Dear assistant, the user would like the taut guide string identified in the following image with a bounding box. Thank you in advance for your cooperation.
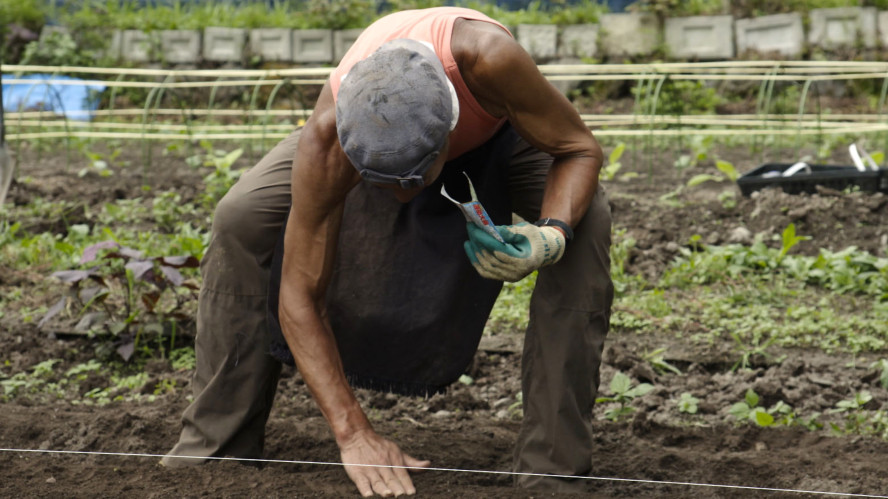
[0,447,885,498]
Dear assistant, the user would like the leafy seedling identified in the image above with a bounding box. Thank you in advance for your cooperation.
[730,332,780,371]
[779,223,810,262]
[642,348,682,375]
[673,135,715,170]
[187,141,245,209]
[687,159,739,188]
[601,142,626,181]
[596,372,654,421]
[869,359,888,390]
[829,391,875,436]
[730,389,801,428]
[677,392,699,414]
[729,389,775,427]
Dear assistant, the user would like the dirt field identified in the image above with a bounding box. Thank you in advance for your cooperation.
[2,137,888,498]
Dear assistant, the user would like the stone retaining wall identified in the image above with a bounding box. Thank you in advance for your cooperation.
[52,8,887,65]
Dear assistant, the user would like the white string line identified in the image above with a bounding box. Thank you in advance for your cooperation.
[0,448,885,498]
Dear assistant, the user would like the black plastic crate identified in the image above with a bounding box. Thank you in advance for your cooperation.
[736,163,888,197]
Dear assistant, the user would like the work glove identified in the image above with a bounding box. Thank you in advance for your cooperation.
[464,222,566,282]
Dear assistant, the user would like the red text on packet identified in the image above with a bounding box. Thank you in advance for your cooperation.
[472,203,491,226]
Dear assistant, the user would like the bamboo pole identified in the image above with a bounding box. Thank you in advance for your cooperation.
[9,73,888,85]
[8,124,888,142]
[5,117,879,133]
[5,62,887,145]
[2,64,332,78]
[10,110,886,122]
[7,62,888,83]
[1,78,324,88]
[4,109,311,118]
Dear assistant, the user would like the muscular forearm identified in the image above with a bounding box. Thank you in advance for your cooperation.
[279,295,371,443]
[540,152,603,227]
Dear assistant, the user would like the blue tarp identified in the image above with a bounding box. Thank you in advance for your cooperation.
[1,74,106,121]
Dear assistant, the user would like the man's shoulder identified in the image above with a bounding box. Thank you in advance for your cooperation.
[453,17,513,49]
[453,19,528,90]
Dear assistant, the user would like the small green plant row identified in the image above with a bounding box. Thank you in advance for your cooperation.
[595,374,888,440]
[730,387,888,440]
[0,215,208,272]
[0,142,239,274]
[609,226,888,356]
[728,388,820,429]
[0,353,194,405]
[663,224,888,299]
[601,139,740,185]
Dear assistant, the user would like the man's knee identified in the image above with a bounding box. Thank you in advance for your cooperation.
[213,193,255,238]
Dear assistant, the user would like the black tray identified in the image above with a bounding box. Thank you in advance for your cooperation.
[736,163,888,196]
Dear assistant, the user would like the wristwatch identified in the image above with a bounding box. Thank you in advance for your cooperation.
[534,218,574,243]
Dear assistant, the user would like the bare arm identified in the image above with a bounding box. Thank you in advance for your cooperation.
[278,83,429,497]
[456,20,604,227]
[279,83,366,442]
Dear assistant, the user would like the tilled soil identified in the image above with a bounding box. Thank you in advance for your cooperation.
[2,140,888,497]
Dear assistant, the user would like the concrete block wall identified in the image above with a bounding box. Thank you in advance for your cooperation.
[204,27,246,62]
[97,7,888,67]
[881,11,888,48]
[665,15,734,60]
[333,29,364,63]
[250,28,292,62]
[120,30,157,63]
[809,7,878,49]
[293,29,333,64]
[599,13,661,57]
[735,13,804,58]
[559,24,599,59]
[517,24,558,61]
[161,30,201,64]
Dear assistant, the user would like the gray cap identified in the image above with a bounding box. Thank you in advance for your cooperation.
[336,39,453,189]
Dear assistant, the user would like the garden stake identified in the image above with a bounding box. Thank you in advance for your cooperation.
[647,75,666,183]
[247,77,267,162]
[878,75,888,157]
[0,60,10,205]
[263,79,288,150]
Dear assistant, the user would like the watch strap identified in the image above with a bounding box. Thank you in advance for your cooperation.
[534,218,574,243]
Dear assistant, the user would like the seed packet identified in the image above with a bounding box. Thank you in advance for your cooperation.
[440,172,504,243]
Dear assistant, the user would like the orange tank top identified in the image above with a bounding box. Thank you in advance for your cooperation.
[330,8,510,161]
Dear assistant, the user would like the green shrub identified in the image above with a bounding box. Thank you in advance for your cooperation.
[630,0,725,17]
[0,0,45,62]
[20,31,94,67]
[0,0,44,33]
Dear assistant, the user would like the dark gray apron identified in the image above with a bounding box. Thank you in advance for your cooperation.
[268,127,517,395]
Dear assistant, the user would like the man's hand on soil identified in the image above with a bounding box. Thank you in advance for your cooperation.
[339,428,430,497]
[464,222,566,282]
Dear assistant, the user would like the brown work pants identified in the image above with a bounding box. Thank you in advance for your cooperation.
[162,128,614,492]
